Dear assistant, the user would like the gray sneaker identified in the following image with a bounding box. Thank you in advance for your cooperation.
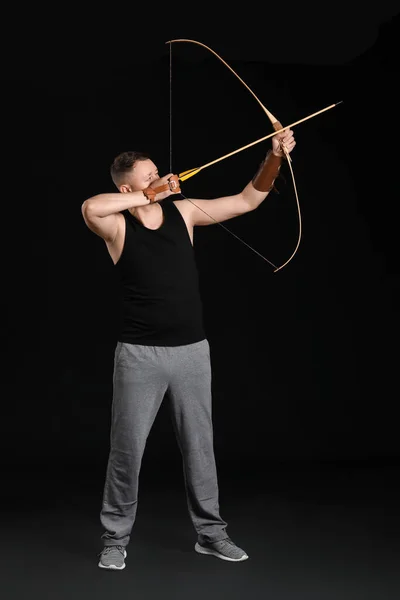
[195,537,249,562]
[98,545,127,570]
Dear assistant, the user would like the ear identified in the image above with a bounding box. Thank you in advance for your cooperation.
[120,184,131,194]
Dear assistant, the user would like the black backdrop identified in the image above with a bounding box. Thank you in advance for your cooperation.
[3,11,399,480]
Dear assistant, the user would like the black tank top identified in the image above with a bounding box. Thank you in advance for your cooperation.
[114,200,206,346]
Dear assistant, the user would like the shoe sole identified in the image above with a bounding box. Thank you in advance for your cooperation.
[98,549,127,570]
[194,542,249,562]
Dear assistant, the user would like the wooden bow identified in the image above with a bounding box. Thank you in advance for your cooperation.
[166,39,338,272]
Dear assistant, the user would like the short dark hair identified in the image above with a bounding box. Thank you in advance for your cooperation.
[110,151,151,187]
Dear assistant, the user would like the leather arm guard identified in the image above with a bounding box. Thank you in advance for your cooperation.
[252,151,282,193]
[143,174,181,203]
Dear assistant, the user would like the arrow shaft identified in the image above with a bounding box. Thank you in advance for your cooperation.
[182,103,338,178]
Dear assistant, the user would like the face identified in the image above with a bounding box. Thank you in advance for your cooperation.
[120,159,159,193]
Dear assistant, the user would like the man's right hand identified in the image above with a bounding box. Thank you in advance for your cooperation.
[149,173,181,202]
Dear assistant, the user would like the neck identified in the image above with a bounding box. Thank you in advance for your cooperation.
[130,202,159,217]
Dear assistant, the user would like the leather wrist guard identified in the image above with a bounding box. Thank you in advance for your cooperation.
[142,187,157,203]
[252,151,282,192]
[142,174,181,203]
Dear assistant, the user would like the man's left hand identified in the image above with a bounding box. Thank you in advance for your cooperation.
[272,128,296,157]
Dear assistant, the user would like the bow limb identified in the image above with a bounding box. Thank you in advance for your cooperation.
[166,38,301,272]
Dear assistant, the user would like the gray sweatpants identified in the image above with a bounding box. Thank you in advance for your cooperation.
[99,338,228,547]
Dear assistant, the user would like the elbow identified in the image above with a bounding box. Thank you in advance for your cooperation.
[240,191,256,213]
[245,196,256,213]
[81,198,95,216]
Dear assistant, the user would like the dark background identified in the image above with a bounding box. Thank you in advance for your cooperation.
[4,10,400,470]
[2,6,400,598]
[4,8,398,471]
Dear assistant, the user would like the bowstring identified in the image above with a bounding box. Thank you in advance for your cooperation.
[169,42,173,173]
[168,42,278,271]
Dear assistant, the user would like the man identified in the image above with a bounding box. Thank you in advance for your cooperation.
[81,127,296,570]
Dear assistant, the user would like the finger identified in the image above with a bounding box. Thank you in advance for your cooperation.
[283,131,294,142]
[282,138,296,153]
[282,127,293,137]
[281,136,291,146]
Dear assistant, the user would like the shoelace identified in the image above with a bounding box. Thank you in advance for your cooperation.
[210,537,234,546]
[98,545,125,557]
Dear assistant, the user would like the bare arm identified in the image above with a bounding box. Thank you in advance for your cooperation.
[182,128,296,227]
[181,152,282,227]
[82,191,150,218]
[81,172,179,242]
[241,178,275,211]
[81,191,150,242]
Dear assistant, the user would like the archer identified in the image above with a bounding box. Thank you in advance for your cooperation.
[81,126,295,570]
